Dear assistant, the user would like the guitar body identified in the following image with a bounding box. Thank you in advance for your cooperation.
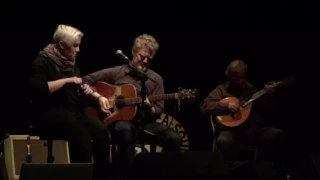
[215,76,296,128]
[216,97,253,127]
[86,82,138,126]
[86,81,198,127]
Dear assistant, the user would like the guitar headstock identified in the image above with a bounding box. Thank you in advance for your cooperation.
[177,87,199,100]
[274,76,296,89]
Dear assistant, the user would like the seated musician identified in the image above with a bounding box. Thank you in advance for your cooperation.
[29,24,111,180]
[82,34,182,178]
[199,60,284,162]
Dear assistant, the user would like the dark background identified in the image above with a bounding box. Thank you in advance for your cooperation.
[3,0,311,173]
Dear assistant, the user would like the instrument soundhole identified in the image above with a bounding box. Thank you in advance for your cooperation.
[114,96,125,109]
[109,108,115,113]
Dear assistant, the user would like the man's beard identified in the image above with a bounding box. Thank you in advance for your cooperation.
[137,65,147,72]
[131,61,147,72]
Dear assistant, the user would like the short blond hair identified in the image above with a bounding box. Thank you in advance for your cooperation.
[131,34,159,58]
[53,24,84,47]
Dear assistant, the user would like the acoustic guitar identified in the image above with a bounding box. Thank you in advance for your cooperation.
[86,82,198,126]
[215,76,295,128]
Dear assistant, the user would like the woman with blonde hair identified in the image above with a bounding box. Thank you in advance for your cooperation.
[30,24,111,180]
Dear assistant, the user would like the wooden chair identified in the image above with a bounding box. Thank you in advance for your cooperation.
[108,129,158,164]
[28,100,64,163]
[28,125,56,163]
[143,130,158,152]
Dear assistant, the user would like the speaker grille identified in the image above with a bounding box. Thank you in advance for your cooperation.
[4,135,69,180]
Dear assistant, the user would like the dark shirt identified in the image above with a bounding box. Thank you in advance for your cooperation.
[30,53,87,117]
[82,64,164,117]
[199,81,275,128]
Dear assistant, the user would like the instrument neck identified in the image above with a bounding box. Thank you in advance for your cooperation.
[118,93,179,106]
[241,89,266,107]
[252,89,267,100]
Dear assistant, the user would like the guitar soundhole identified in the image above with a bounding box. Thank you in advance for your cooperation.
[109,108,115,113]
[114,96,125,109]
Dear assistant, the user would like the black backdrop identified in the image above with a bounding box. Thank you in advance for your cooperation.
[3,1,311,172]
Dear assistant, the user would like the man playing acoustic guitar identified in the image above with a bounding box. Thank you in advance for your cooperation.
[199,60,284,162]
[82,34,182,178]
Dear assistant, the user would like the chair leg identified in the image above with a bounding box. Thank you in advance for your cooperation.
[47,139,55,163]
[253,149,258,161]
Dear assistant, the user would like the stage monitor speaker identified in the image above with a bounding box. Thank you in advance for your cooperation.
[4,135,69,180]
[291,153,320,180]
[19,163,93,180]
[130,151,230,179]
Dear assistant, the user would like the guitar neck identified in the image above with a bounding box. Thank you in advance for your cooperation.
[242,89,266,107]
[117,93,180,106]
[241,76,295,107]
[252,89,267,100]
[148,93,180,102]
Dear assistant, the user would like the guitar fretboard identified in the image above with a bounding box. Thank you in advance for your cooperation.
[239,77,294,108]
[242,89,266,107]
[252,89,267,100]
[116,93,180,106]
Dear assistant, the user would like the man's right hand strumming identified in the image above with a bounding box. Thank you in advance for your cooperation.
[228,102,240,112]
[98,96,111,114]
[90,92,111,114]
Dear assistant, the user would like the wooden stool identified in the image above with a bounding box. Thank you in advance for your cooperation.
[108,129,158,164]
[29,125,59,163]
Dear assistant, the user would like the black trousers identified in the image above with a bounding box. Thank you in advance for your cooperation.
[39,107,110,180]
[111,120,182,178]
[217,125,284,161]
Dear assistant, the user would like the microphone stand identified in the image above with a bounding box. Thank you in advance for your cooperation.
[127,63,155,154]
[117,51,156,153]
